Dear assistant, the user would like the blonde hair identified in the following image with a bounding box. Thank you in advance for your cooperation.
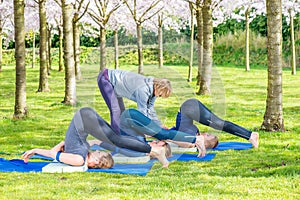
[164,142,172,158]
[204,134,219,149]
[91,152,114,169]
[153,78,172,98]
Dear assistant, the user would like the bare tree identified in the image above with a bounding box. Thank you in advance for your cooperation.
[187,2,195,82]
[14,0,28,118]
[0,22,2,72]
[54,15,64,72]
[88,0,121,71]
[124,0,163,74]
[62,0,76,105]
[261,0,284,131]
[195,0,203,89]
[37,0,50,92]
[289,8,296,75]
[245,7,250,71]
[198,0,212,95]
[113,29,119,69]
[73,0,89,79]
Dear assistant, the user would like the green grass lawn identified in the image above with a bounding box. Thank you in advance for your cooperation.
[0,64,299,199]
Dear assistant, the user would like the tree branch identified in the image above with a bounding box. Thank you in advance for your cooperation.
[139,0,161,21]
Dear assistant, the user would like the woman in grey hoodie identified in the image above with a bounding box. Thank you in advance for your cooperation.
[97,68,172,135]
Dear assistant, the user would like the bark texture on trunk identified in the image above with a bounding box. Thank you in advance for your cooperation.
[14,0,27,118]
[37,0,50,92]
[196,3,203,87]
[100,27,106,71]
[199,0,212,95]
[0,24,2,72]
[261,0,284,131]
[58,24,64,72]
[114,30,119,69]
[62,1,76,105]
[137,23,144,74]
[158,15,163,69]
[245,7,250,71]
[73,13,82,79]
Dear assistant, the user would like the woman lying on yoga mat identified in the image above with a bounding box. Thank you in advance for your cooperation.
[22,108,172,168]
[171,98,259,149]
[119,98,259,157]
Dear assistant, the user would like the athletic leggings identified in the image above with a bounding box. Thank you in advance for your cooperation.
[120,109,197,143]
[97,69,125,135]
[176,98,252,140]
[74,107,151,155]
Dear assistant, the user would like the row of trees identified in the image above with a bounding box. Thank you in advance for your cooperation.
[4,0,300,133]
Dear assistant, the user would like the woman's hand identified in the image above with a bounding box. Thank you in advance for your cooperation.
[195,135,206,157]
[22,148,56,163]
[22,149,38,163]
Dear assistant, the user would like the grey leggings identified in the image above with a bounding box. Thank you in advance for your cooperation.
[74,107,151,155]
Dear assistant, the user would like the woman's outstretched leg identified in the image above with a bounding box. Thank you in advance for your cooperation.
[120,109,207,157]
[179,99,259,148]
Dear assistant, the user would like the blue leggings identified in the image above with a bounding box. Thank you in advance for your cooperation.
[176,99,252,140]
[120,109,197,143]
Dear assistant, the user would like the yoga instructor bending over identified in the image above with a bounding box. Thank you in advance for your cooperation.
[97,68,172,134]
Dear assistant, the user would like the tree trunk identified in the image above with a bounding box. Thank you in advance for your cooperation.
[47,26,52,72]
[58,23,64,72]
[14,0,27,119]
[100,26,106,71]
[0,23,2,72]
[199,0,212,95]
[137,23,144,74]
[114,30,119,69]
[196,3,203,88]
[245,7,250,71]
[62,1,76,105]
[188,3,194,82]
[73,14,82,80]
[158,15,163,69]
[289,9,296,75]
[32,31,35,68]
[261,0,284,132]
[37,0,50,92]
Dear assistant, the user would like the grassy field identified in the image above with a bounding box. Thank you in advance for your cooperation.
[0,64,299,200]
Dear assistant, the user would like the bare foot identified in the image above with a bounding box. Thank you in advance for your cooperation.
[150,147,169,168]
[249,132,259,148]
[195,135,206,157]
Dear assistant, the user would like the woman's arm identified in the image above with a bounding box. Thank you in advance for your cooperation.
[22,148,85,166]
[167,140,196,148]
[51,141,65,152]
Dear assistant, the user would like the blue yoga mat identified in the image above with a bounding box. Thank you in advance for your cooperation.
[31,153,215,162]
[147,153,215,164]
[0,158,49,172]
[177,153,216,161]
[88,163,153,176]
[212,142,252,151]
[0,158,153,176]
